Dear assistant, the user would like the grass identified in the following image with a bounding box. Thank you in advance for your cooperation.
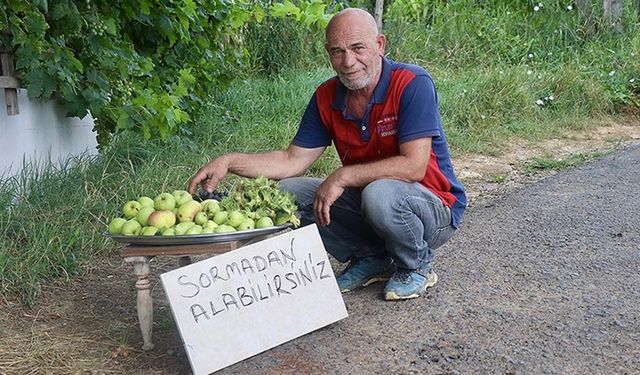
[0,328,113,375]
[487,175,508,183]
[522,150,615,176]
[1,1,639,304]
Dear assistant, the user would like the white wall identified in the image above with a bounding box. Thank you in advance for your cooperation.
[0,88,98,178]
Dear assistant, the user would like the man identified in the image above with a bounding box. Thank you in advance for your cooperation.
[188,8,467,301]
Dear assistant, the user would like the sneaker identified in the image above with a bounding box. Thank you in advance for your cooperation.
[336,256,393,292]
[384,268,438,301]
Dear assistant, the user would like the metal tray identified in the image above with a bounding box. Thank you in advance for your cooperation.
[105,224,291,246]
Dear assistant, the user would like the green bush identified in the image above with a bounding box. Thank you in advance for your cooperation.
[1,0,260,145]
[334,0,639,155]
[245,15,326,75]
[0,0,335,146]
[384,0,638,65]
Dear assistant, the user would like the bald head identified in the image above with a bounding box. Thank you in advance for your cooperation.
[325,8,379,43]
[323,8,386,92]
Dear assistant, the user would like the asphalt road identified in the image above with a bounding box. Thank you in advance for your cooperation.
[217,144,640,375]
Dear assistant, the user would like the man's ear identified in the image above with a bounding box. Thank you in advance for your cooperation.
[376,34,387,56]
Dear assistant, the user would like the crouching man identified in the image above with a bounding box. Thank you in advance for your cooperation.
[188,8,467,300]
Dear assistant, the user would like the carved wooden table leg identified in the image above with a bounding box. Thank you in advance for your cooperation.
[124,256,155,350]
[120,240,242,351]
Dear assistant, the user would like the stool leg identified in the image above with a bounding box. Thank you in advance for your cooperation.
[125,256,155,350]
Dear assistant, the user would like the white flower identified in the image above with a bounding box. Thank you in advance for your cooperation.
[536,99,545,106]
[609,70,615,76]
[631,79,636,83]
[538,2,543,6]
[567,5,573,10]
[527,70,533,75]
[534,5,540,11]
[549,95,554,100]
[481,115,486,119]
[528,53,534,58]
[537,75,542,79]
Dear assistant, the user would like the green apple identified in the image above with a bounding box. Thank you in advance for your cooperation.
[201,227,214,234]
[121,219,142,235]
[147,210,176,229]
[256,216,274,229]
[123,200,142,219]
[213,210,229,225]
[204,220,219,231]
[108,217,127,235]
[161,227,175,236]
[141,226,159,236]
[154,193,176,211]
[226,210,245,228]
[185,225,203,235]
[174,221,196,235]
[194,211,208,225]
[236,218,255,231]
[138,196,155,208]
[214,224,236,233]
[201,199,220,217]
[177,201,202,223]
[173,190,193,207]
[136,206,155,227]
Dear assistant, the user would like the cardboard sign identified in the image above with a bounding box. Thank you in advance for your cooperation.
[160,224,348,375]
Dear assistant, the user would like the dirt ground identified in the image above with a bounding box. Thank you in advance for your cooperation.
[1,118,639,375]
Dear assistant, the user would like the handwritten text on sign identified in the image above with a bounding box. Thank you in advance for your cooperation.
[160,224,348,375]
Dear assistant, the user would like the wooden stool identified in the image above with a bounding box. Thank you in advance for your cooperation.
[121,230,290,350]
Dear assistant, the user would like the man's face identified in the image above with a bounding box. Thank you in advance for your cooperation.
[325,19,385,91]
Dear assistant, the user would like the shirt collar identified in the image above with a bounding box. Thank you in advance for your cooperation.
[331,56,392,110]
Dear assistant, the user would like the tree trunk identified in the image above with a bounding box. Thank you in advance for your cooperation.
[575,0,596,36]
[374,0,384,32]
[603,0,624,33]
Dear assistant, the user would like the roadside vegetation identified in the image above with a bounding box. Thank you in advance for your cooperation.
[522,150,615,175]
[1,0,639,305]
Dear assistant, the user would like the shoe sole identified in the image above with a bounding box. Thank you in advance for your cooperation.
[383,272,438,301]
[340,275,390,293]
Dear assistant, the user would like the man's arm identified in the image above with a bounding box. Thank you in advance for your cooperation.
[313,137,431,225]
[187,144,326,194]
[335,137,431,186]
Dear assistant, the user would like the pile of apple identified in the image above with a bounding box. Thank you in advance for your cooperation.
[107,190,277,236]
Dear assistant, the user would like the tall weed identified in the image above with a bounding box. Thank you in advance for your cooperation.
[244,15,326,76]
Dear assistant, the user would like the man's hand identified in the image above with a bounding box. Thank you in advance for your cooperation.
[313,171,346,226]
[310,137,432,226]
[187,157,229,194]
[187,146,325,195]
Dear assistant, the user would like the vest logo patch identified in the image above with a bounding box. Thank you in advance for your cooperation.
[376,114,398,137]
